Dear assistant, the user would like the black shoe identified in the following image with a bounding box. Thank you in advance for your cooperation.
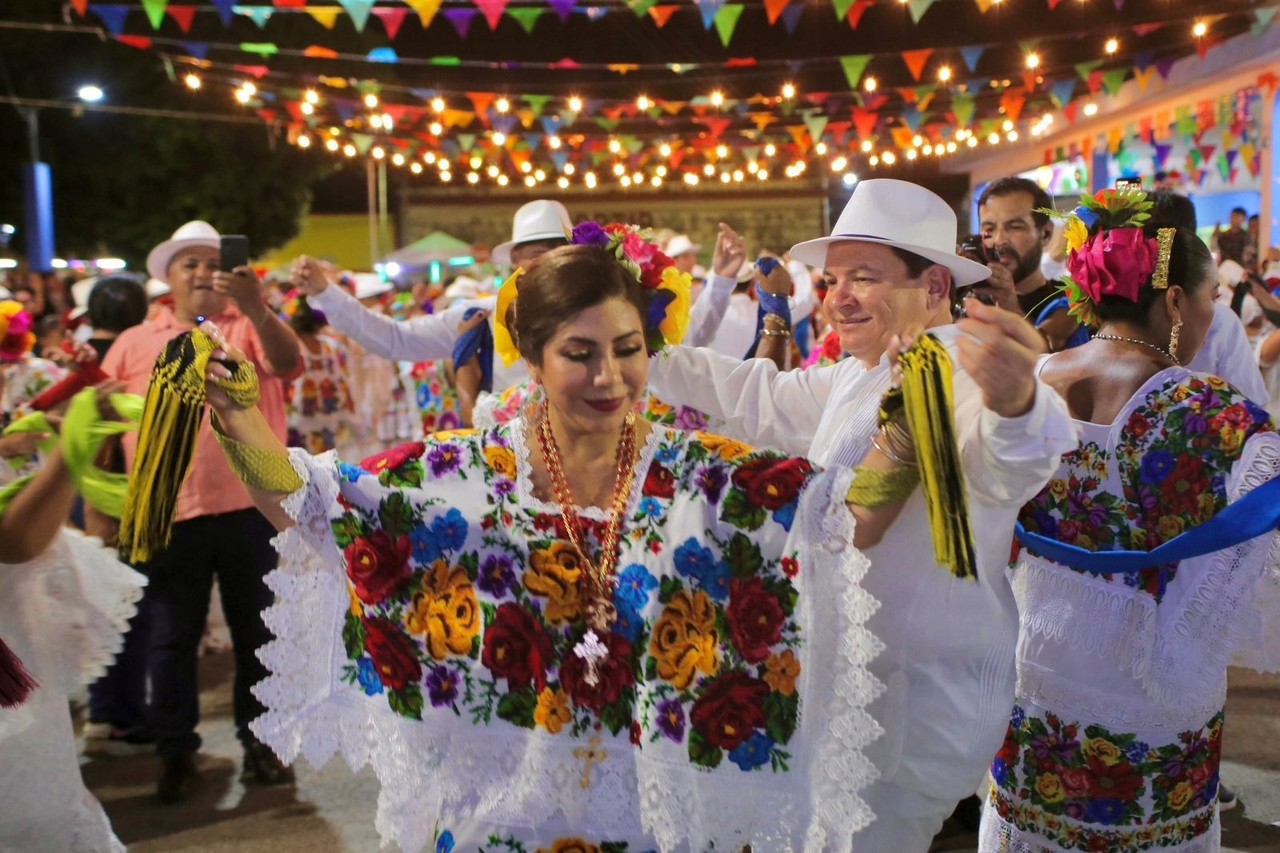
[949,794,983,833]
[1218,782,1239,812]
[156,752,202,803]
[241,739,295,786]
[84,723,156,757]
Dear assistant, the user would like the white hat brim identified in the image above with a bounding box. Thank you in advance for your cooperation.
[491,230,570,266]
[789,235,991,287]
[146,236,220,282]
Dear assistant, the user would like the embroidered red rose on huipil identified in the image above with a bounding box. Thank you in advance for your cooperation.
[360,441,426,475]
[689,671,769,750]
[559,632,636,713]
[345,530,412,604]
[481,603,554,692]
[643,462,676,500]
[363,616,422,692]
[731,457,813,510]
[725,577,786,664]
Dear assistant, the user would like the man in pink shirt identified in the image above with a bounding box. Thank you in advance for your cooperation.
[102,221,301,803]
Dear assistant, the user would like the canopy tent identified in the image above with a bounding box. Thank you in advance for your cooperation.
[381,231,475,270]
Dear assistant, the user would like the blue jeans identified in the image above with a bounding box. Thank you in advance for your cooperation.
[141,508,277,757]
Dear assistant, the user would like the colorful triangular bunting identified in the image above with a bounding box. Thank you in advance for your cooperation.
[838,55,872,90]
[141,0,167,30]
[907,0,936,24]
[714,4,743,46]
[508,7,543,32]
[372,7,409,38]
[404,0,443,27]
[901,49,933,82]
[338,0,375,31]
[307,6,342,28]
[93,4,130,36]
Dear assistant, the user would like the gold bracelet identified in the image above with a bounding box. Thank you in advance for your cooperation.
[877,419,917,466]
[760,328,793,338]
[846,464,920,507]
[212,416,304,494]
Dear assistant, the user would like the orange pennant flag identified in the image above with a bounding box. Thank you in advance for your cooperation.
[1000,88,1026,123]
[763,0,790,25]
[891,126,916,149]
[303,45,339,58]
[649,5,679,27]
[70,0,89,14]
[1134,67,1157,92]
[749,112,776,131]
[901,49,933,82]
[787,125,812,152]
[467,92,497,115]
[660,100,687,115]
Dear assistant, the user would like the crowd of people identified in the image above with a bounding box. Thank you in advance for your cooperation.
[1,174,1278,853]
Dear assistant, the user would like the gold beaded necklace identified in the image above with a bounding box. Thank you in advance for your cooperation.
[536,401,640,680]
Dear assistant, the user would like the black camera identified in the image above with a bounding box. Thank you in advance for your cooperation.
[953,235,996,316]
[957,234,991,265]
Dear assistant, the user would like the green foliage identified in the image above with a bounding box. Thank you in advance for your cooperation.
[495,688,537,728]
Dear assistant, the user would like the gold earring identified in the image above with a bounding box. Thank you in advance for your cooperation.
[1169,320,1182,364]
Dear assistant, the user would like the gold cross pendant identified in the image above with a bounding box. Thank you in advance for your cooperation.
[573,735,607,789]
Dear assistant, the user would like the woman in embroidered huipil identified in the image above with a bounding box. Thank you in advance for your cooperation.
[199,226,922,853]
[982,190,1280,852]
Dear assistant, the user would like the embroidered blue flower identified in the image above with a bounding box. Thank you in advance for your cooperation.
[339,462,366,483]
[612,598,644,644]
[431,508,468,552]
[728,731,774,771]
[638,496,666,520]
[1086,798,1127,826]
[656,445,681,465]
[1010,704,1026,729]
[435,830,456,853]
[357,657,384,696]
[1140,450,1176,485]
[772,501,797,531]
[1123,740,1150,764]
[991,757,1009,787]
[615,563,658,610]
[673,538,732,600]
[409,524,442,566]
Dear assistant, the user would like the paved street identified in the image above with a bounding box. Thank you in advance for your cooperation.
[82,653,1280,852]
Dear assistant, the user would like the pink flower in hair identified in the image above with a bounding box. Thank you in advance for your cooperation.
[1066,228,1158,306]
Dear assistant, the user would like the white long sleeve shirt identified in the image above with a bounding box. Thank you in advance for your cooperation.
[1188,301,1269,405]
[308,273,739,394]
[648,326,1079,827]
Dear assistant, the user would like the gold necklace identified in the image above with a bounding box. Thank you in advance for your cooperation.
[536,402,639,683]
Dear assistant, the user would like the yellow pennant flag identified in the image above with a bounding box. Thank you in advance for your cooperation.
[307,6,343,29]
[404,0,443,28]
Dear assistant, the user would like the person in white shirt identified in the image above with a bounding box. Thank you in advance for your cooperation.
[706,263,762,359]
[646,178,1079,850]
[294,203,743,426]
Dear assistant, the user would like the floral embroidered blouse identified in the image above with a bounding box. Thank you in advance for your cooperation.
[984,369,1280,852]
[254,420,882,853]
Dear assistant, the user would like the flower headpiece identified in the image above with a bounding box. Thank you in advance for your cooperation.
[279,290,327,326]
[0,301,35,364]
[493,221,693,366]
[1041,187,1175,329]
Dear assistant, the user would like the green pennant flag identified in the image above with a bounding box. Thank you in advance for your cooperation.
[907,0,936,24]
[1217,152,1230,182]
[832,0,856,20]
[142,0,168,29]
[351,133,374,155]
[1074,60,1104,82]
[838,55,873,90]
[507,7,543,33]
[951,91,976,128]
[240,42,278,57]
[1253,6,1278,35]
[1101,68,1128,96]
[802,111,829,142]
[628,0,657,15]
[454,133,475,151]
[714,4,743,47]
[523,94,551,116]
[1189,147,1203,168]
[339,0,375,32]
[595,117,620,131]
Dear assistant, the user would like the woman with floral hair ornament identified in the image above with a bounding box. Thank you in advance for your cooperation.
[982,188,1280,851]
[157,222,965,852]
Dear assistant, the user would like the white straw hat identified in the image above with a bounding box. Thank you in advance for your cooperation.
[790,179,990,286]
[146,220,221,282]
[145,278,171,299]
[491,200,572,266]
[351,272,393,300]
[665,234,701,258]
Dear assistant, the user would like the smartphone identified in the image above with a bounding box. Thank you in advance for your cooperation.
[220,235,249,272]
[1115,177,1141,190]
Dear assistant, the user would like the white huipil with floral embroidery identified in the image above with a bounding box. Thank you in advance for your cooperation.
[983,368,1280,852]
[252,420,885,853]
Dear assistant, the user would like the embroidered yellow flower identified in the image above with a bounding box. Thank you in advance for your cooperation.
[1048,479,1068,500]
[646,397,672,418]
[534,687,572,734]
[432,428,478,443]
[763,649,801,696]
[694,432,753,461]
[1064,217,1089,254]
[1168,781,1195,811]
[405,560,480,660]
[650,589,719,690]
[1035,773,1066,804]
[483,445,518,480]
[347,582,363,617]
[524,542,583,625]
[1218,425,1244,455]
[1155,515,1186,541]
[1083,737,1122,766]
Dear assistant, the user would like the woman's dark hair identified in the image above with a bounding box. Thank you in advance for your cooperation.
[508,244,648,366]
[87,274,149,333]
[1090,225,1214,328]
[288,295,326,335]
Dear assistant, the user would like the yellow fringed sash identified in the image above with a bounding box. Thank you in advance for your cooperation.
[890,334,978,580]
[117,329,260,564]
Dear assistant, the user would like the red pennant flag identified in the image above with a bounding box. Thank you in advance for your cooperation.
[274,0,306,6]
[898,87,918,104]
[116,35,153,50]
[1021,71,1038,93]
[234,64,271,79]
[167,5,198,32]
[1000,88,1026,122]
[846,0,873,29]
[1087,71,1103,94]
[725,57,757,67]
[1063,101,1079,124]
[1132,22,1163,37]
[702,117,733,138]
[474,0,509,30]
[467,92,497,115]
[70,0,89,14]
[1046,0,1065,10]
[852,107,878,139]
[649,5,679,26]
[864,94,888,111]
[827,120,851,144]
[372,7,409,39]
[901,49,933,82]
[763,0,790,25]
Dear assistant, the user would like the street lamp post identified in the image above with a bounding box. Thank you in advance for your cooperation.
[18,105,54,274]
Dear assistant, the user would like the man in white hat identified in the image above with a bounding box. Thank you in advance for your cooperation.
[647,179,1078,850]
[100,220,302,802]
[664,234,700,275]
[296,203,746,425]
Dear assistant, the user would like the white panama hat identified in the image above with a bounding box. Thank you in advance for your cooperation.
[665,234,701,258]
[351,272,393,300]
[146,220,222,282]
[491,200,572,266]
[146,278,171,299]
[790,178,990,287]
[443,275,482,301]
[69,276,98,320]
